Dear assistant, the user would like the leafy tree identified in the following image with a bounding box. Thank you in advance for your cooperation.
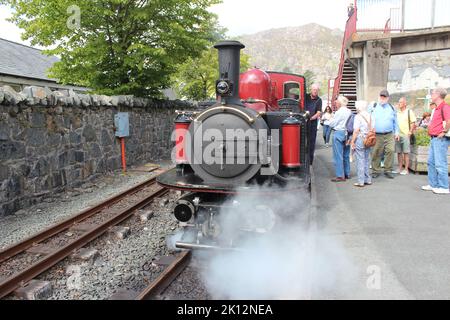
[172,47,250,101]
[1,0,221,97]
[303,69,316,91]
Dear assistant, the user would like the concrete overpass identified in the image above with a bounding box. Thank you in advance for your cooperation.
[345,26,450,102]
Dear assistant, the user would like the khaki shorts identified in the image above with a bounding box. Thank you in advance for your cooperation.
[395,135,411,154]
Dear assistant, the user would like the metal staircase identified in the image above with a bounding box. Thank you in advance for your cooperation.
[339,61,357,111]
[331,4,358,112]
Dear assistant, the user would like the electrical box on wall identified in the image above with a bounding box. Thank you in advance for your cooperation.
[114,113,130,137]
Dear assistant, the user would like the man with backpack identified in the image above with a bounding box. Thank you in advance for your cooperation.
[368,90,400,179]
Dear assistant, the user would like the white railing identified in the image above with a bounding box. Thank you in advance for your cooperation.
[356,0,450,32]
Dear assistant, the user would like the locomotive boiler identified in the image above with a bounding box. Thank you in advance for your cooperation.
[157,40,311,249]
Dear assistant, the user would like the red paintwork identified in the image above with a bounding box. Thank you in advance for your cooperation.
[239,69,271,104]
[239,69,305,112]
[174,123,190,164]
[281,123,301,168]
[267,72,305,110]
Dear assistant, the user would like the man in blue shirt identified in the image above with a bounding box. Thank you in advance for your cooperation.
[368,90,400,179]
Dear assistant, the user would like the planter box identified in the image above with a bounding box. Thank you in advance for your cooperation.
[409,145,450,173]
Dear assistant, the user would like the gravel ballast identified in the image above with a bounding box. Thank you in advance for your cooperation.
[0,169,159,250]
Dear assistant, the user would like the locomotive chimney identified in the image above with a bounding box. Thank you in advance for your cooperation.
[214,40,245,105]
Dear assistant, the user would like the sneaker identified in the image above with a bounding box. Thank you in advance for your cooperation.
[433,188,450,195]
[421,185,434,191]
[381,161,385,168]
[400,170,409,175]
[391,170,400,174]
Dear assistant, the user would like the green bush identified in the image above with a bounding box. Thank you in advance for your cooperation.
[415,128,431,147]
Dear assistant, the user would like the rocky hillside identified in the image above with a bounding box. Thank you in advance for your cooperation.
[237,23,343,88]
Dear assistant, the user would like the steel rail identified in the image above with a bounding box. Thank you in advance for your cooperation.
[0,186,169,299]
[136,250,191,300]
[0,174,162,263]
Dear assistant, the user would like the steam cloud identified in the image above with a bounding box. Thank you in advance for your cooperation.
[197,183,356,299]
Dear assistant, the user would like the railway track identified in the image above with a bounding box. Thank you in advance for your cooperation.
[136,250,192,300]
[0,170,169,299]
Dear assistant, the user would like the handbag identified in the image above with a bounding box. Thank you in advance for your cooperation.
[360,114,376,148]
[408,109,416,145]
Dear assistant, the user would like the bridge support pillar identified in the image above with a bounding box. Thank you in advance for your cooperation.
[362,39,392,102]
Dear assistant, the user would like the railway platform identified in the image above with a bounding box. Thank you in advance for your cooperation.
[312,137,450,299]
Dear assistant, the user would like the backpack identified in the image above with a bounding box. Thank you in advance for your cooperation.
[346,113,356,135]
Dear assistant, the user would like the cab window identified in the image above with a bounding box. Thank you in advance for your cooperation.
[284,82,300,100]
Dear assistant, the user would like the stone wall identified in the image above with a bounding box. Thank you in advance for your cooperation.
[0,86,192,216]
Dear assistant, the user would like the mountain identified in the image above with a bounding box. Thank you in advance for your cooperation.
[237,23,344,90]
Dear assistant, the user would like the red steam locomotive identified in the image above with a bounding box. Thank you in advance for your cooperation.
[157,41,311,249]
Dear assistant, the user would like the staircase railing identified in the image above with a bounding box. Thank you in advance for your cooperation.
[332,7,357,109]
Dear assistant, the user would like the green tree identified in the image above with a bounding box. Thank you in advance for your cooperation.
[1,0,221,97]
[303,69,316,91]
[172,47,250,101]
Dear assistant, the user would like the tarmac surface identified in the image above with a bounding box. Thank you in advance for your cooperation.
[311,132,450,299]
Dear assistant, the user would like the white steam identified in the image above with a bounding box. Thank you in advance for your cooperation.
[198,183,356,299]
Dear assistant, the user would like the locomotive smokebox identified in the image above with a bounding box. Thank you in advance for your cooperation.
[214,40,245,105]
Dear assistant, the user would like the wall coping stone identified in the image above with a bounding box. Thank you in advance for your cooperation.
[0,85,192,109]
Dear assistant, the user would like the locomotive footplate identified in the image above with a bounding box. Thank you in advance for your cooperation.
[157,168,310,195]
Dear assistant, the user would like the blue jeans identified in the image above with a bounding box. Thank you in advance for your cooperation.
[323,125,332,144]
[428,137,450,189]
[332,130,351,178]
[355,137,372,184]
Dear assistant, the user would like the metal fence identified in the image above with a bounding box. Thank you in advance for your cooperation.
[356,0,450,32]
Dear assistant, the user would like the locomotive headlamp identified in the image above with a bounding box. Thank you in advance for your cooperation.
[216,80,232,96]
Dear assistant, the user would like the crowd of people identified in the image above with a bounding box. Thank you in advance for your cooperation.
[306,84,450,195]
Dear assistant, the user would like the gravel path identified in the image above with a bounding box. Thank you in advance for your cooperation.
[0,169,161,250]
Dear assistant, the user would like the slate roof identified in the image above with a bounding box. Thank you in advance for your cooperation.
[0,37,59,81]
[409,64,450,79]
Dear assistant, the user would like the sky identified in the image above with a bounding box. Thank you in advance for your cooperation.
[0,5,30,45]
[1,0,448,46]
[0,1,351,47]
[209,0,350,36]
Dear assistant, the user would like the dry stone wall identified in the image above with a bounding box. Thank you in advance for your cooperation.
[0,85,192,216]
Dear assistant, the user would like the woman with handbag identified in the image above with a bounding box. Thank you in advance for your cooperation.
[350,101,376,187]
